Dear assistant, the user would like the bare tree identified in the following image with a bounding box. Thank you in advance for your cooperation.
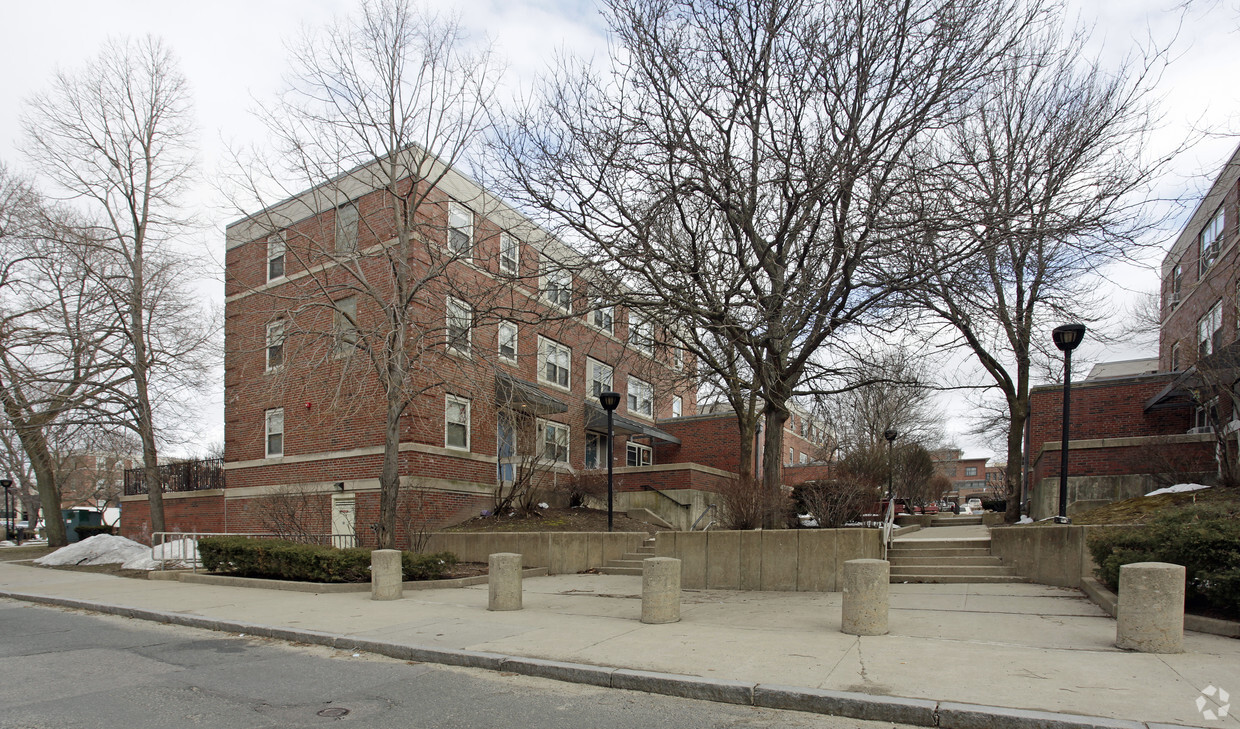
[913,18,1171,522]
[816,348,945,454]
[232,0,505,549]
[21,37,213,537]
[495,0,1037,525]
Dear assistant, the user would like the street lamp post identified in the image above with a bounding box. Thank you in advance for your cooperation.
[0,479,12,541]
[1052,323,1087,523]
[883,429,898,506]
[598,391,622,533]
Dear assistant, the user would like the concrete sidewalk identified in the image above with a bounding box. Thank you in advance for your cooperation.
[0,559,1236,728]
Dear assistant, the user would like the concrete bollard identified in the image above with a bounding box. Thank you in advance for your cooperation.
[1116,562,1185,653]
[841,559,889,636]
[488,552,523,611]
[641,557,681,624]
[370,549,403,601]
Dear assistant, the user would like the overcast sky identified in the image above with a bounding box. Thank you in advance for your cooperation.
[2,0,1239,459]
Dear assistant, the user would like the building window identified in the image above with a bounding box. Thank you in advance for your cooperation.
[449,202,472,255]
[627,376,653,417]
[671,395,682,418]
[445,395,471,450]
[1194,397,1218,432]
[1168,262,1181,310]
[499,232,518,274]
[540,420,569,463]
[497,415,515,482]
[965,466,978,477]
[799,452,809,465]
[629,312,653,354]
[1170,342,1180,372]
[267,232,286,281]
[265,320,284,372]
[673,346,683,369]
[589,358,613,397]
[335,202,359,253]
[265,408,284,458]
[538,336,571,389]
[1199,207,1224,277]
[334,296,358,355]
[585,432,607,469]
[1198,300,1223,356]
[446,296,472,354]
[498,321,518,363]
[626,441,652,467]
[543,268,572,311]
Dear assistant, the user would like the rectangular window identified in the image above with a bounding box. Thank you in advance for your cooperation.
[265,408,284,458]
[585,432,607,469]
[627,376,653,417]
[497,415,515,482]
[267,232,286,281]
[540,420,569,463]
[334,296,358,355]
[965,466,978,476]
[671,395,682,418]
[1200,207,1224,277]
[1169,262,1182,309]
[799,452,808,465]
[265,320,284,372]
[629,312,653,354]
[1170,342,1181,372]
[498,321,518,363]
[788,447,795,466]
[538,336,571,390]
[589,287,613,333]
[543,268,573,311]
[626,441,652,467]
[588,358,613,397]
[1194,397,1218,431]
[500,232,519,274]
[446,296,472,354]
[673,346,683,370]
[449,202,472,255]
[335,202,359,253]
[1198,300,1223,356]
[445,395,471,450]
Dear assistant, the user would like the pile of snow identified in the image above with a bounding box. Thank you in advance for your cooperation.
[1145,483,1210,497]
[1017,516,1034,524]
[34,534,147,567]
[121,538,199,570]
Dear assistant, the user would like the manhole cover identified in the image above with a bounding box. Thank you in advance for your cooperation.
[317,707,350,718]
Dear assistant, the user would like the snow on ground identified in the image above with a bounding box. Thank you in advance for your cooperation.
[121,538,199,570]
[1018,516,1034,524]
[1145,483,1210,497]
[33,534,147,566]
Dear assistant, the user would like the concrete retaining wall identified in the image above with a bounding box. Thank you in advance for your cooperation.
[424,532,646,574]
[654,529,881,592]
[989,524,1141,588]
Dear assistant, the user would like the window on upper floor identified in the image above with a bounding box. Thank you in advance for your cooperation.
[538,336,571,390]
[965,466,978,476]
[335,202,359,254]
[498,321,518,363]
[267,232,286,282]
[543,267,572,311]
[1169,262,1182,310]
[499,232,519,274]
[799,452,808,465]
[1170,342,1181,372]
[626,441,652,467]
[449,202,472,256]
[628,311,654,355]
[1200,206,1224,277]
[446,296,472,355]
[334,296,359,356]
[266,320,285,372]
[627,376,653,418]
[1199,300,1223,356]
[671,395,683,418]
[445,395,471,450]
[588,358,613,397]
[265,408,284,458]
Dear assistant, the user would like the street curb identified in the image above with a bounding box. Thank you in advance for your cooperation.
[0,589,1202,729]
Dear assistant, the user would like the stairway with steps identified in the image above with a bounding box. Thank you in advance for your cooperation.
[599,537,658,575]
[887,536,1027,584]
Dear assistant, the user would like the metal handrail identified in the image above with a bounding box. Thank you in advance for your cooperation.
[691,503,718,531]
[639,483,690,510]
[880,500,896,560]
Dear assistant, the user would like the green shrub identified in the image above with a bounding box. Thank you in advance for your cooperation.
[75,525,116,540]
[1088,503,1240,618]
[198,536,458,583]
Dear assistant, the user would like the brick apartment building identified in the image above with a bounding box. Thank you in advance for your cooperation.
[120,153,827,543]
[931,448,997,504]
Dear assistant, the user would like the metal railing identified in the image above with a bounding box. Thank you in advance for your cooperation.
[150,531,359,572]
[639,483,690,510]
[880,499,897,559]
[691,503,718,531]
[124,458,224,496]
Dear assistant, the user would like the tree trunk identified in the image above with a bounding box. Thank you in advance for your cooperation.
[18,425,66,547]
[376,394,402,550]
[760,407,789,529]
[733,413,758,486]
[1004,395,1028,523]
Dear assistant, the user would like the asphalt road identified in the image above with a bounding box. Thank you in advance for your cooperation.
[0,599,909,729]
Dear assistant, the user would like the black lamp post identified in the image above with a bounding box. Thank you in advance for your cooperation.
[883,429,897,507]
[1052,323,1087,523]
[0,479,12,541]
[598,391,621,532]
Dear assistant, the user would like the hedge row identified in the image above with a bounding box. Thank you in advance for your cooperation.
[198,536,457,583]
[1088,503,1240,619]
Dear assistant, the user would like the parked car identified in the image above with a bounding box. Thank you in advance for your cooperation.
[959,505,973,515]
[922,503,940,514]
[967,498,983,512]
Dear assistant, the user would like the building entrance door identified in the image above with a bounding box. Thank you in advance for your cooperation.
[331,494,357,548]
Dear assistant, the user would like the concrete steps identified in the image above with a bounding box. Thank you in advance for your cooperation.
[929,515,983,526]
[599,539,657,576]
[888,537,1027,584]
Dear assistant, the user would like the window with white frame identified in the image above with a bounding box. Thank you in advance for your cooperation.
[585,432,607,469]
[540,420,569,463]
[265,408,284,458]
[445,395,471,450]
[335,202,359,253]
[497,415,515,482]
[1200,207,1224,277]
[1170,342,1181,372]
[498,321,518,363]
[673,346,683,369]
[265,320,285,372]
[799,452,808,465]
[538,336,571,389]
[788,447,795,465]
[627,376,653,417]
[449,202,472,255]
[334,296,359,355]
[588,358,613,397]
[1169,262,1182,309]
[671,395,682,418]
[267,232,286,282]
[626,441,652,467]
[1194,397,1218,431]
[446,296,472,354]
[1199,300,1223,356]
[543,267,572,311]
[628,312,653,354]
[500,232,519,274]
[588,286,613,333]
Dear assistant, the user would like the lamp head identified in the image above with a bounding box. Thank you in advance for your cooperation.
[0,479,11,490]
[599,391,621,412]
[883,428,897,443]
[1052,323,1087,352]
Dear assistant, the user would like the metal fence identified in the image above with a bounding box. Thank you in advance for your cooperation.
[124,458,224,496]
[150,531,360,572]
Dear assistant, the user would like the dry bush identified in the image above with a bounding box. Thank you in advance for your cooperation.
[716,475,793,530]
[793,479,872,528]
[557,470,609,508]
[248,484,325,543]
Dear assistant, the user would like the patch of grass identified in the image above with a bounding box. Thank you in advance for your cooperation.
[1072,487,1240,525]
[0,545,55,562]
